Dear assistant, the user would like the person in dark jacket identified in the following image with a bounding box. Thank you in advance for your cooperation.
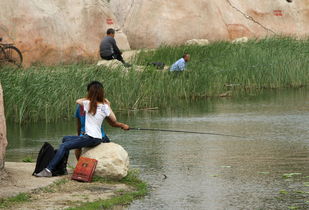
[99,28,131,67]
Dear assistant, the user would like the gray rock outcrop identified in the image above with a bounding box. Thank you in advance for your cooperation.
[82,142,129,180]
[0,83,8,171]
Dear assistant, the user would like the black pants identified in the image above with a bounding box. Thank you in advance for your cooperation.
[101,53,125,64]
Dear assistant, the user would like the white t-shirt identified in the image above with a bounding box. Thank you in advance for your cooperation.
[82,100,111,139]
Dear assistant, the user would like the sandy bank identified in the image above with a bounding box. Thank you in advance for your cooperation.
[0,162,133,209]
[0,162,63,198]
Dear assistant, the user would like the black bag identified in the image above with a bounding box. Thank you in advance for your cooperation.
[32,142,68,176]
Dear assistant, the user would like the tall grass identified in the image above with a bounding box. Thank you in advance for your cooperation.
[136,37,309,89]
[1,37,309,123]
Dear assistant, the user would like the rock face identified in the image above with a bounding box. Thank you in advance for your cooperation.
[0,83,8,170]
[82,142,129,180]
[0,0,130,66]
[2,0,308,64]
[110,0,309,48]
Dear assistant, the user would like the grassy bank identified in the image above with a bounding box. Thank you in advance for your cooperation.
[1,37,309,123]
[68,170,148,210]
[0,170,148,209]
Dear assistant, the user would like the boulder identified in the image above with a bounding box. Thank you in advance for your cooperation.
[185,39,209,46]
[232,36,249,43]
[0,0,130,66]
[0,83,7,171]
[96,50,137,69]
[82,142,129,180]
[110,0,309,48]
[96,60,130,73]
[97,59,123,68]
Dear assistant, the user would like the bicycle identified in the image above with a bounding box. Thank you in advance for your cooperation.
[0,37,23,67]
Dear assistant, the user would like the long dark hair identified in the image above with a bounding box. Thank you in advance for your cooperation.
[86,81,104,115]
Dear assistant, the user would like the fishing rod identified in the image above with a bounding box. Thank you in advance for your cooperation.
[129,127,245,138]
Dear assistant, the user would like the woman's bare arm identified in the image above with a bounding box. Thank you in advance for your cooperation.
[106,107,129,130]
[104,99,117,121]
[109,111,117,121]
[106,117,129,130]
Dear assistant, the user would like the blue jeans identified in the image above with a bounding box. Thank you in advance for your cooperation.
[47,135,102,171]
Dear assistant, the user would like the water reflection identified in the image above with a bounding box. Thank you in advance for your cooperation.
[5,88,309,209]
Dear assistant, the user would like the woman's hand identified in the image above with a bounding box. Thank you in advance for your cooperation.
[106,117,129,130]
[121,124,130,130]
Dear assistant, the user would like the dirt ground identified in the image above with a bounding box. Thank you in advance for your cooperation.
[0,162,64,198]
[0,162,131,209]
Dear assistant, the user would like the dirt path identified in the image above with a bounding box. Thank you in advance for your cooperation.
[8,179,130,210]
[1,162,132,209]
[0,162,63,198]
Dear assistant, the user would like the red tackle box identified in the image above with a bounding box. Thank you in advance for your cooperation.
[71,156,98,182]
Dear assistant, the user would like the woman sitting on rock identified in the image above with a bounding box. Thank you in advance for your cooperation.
[35,81,129,177]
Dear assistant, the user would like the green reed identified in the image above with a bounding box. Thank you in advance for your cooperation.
[1,37,309,123]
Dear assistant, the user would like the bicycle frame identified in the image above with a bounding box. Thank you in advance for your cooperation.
[0,37,23,67]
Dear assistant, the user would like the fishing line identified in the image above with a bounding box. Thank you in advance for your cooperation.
[129,127,245,138]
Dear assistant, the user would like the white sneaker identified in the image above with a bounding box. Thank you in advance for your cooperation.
[34,168,52,177]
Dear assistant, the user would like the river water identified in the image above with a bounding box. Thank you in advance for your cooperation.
[6,89,309,210]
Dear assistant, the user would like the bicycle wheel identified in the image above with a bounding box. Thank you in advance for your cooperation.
[3,45,23,67]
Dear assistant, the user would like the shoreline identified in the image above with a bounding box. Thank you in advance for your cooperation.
[0,162,147,209]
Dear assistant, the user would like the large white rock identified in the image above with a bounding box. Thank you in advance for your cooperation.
[82,142,129,180]
[0,83,7,171]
